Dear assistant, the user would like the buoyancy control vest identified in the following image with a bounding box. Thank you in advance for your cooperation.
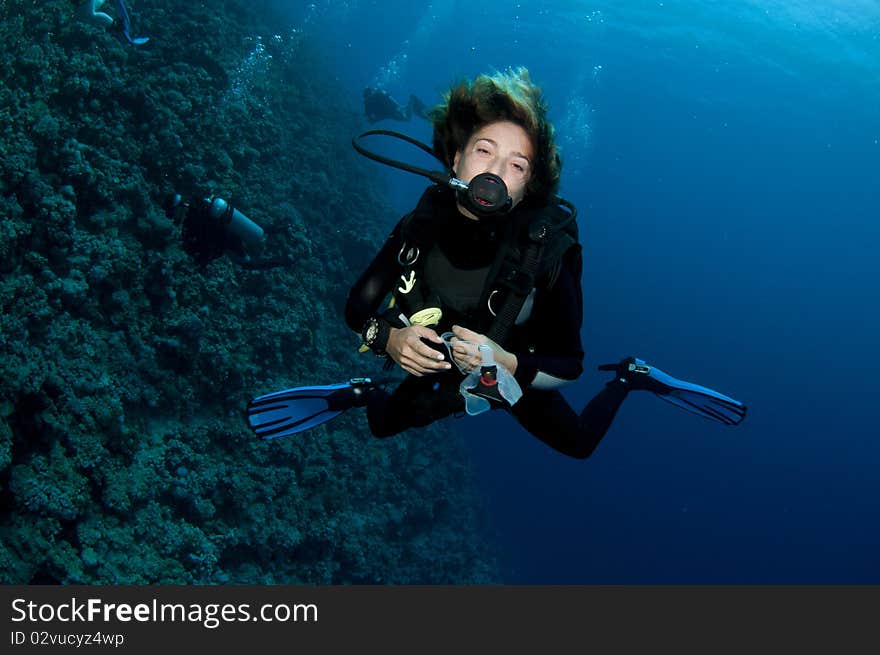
[385,185,580,348]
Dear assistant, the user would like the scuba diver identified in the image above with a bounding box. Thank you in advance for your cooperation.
[163,193,306,270]
[247,67,746,459]
[76,0,149,45]
[364,87,429,124]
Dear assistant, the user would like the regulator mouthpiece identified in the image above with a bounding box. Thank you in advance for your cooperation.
[352,131,514,217]
[455,173,513,217]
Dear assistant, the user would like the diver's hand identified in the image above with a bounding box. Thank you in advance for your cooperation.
[450,325,518,374]
[386,326,452,377]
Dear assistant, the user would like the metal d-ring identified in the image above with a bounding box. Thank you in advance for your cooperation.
[397,243,420,266]
[487,290,499,316]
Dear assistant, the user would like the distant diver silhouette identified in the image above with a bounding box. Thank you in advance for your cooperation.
[77,0,149,45]
[363,87,429,124]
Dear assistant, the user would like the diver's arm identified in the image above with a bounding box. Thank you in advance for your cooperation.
[344,228,403,334]
[511,248,585,389]
[344,221,450,375]
[385,325,449,376]
[448,250,584,388]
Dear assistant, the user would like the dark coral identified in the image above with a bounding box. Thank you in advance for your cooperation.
[0,1,497,584]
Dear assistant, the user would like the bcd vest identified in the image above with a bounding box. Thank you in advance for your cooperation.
[385,185,580,349]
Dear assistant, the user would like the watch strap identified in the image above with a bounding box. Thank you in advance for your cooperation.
[362,316,392,356]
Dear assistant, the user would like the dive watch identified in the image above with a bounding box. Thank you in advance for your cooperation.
[361,316,391,355]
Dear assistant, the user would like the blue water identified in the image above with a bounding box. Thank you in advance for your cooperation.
[279,0,880,583]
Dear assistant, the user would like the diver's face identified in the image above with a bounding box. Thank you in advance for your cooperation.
[453,120,533,219]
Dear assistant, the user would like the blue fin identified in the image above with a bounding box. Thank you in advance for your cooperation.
[599,357,747,426]
[642,361,747,426]
[247,383,347,439]
[247,380,370,439]
[113,0,149,45]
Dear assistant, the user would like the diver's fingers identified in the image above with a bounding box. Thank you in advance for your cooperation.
[415,340,447,362]
[452,343,482,370]
[388,326,447,371]
[388,327,444,375]
[451,337,479,353]
[464,358,481,372]
[451,343,477,359]
[399,342,451,376]
[409,325,443,344]
[400,327,447,362]
[451,324,486,344]
[450,349,480,373]
[400,353,447,376]
[404,339,447,368]
[397,352,429,376]
[400,362,425,377]
[451,350,472,367]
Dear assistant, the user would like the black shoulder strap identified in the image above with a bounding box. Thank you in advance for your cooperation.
[399,184,451,247]
[485,198,579,346]
[534,201,579,289]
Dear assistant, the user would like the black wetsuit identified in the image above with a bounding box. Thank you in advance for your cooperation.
[345,188,628,459]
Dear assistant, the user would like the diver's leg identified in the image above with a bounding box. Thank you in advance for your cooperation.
[408,94,427,119]
[366,374,463,438]
[511,381,629,459]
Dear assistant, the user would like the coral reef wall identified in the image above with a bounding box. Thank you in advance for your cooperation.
[0,0,497,583]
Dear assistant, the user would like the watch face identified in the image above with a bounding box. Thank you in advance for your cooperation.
[364,319,378,344]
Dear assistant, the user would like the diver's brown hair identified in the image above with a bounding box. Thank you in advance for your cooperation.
[430,67,561,203]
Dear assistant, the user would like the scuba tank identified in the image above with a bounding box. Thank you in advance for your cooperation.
[164,193,265,266]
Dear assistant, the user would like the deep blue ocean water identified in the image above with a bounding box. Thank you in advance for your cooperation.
[276,0,879,583]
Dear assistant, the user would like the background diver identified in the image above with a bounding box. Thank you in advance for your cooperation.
[247,67,747,459]
[364,87,430,124]
[76,0,149,46]
[161,193,319,271]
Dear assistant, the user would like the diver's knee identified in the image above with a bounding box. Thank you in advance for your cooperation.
[368,419,402,439]
[366,405,404,439]
[568,444,597,460]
